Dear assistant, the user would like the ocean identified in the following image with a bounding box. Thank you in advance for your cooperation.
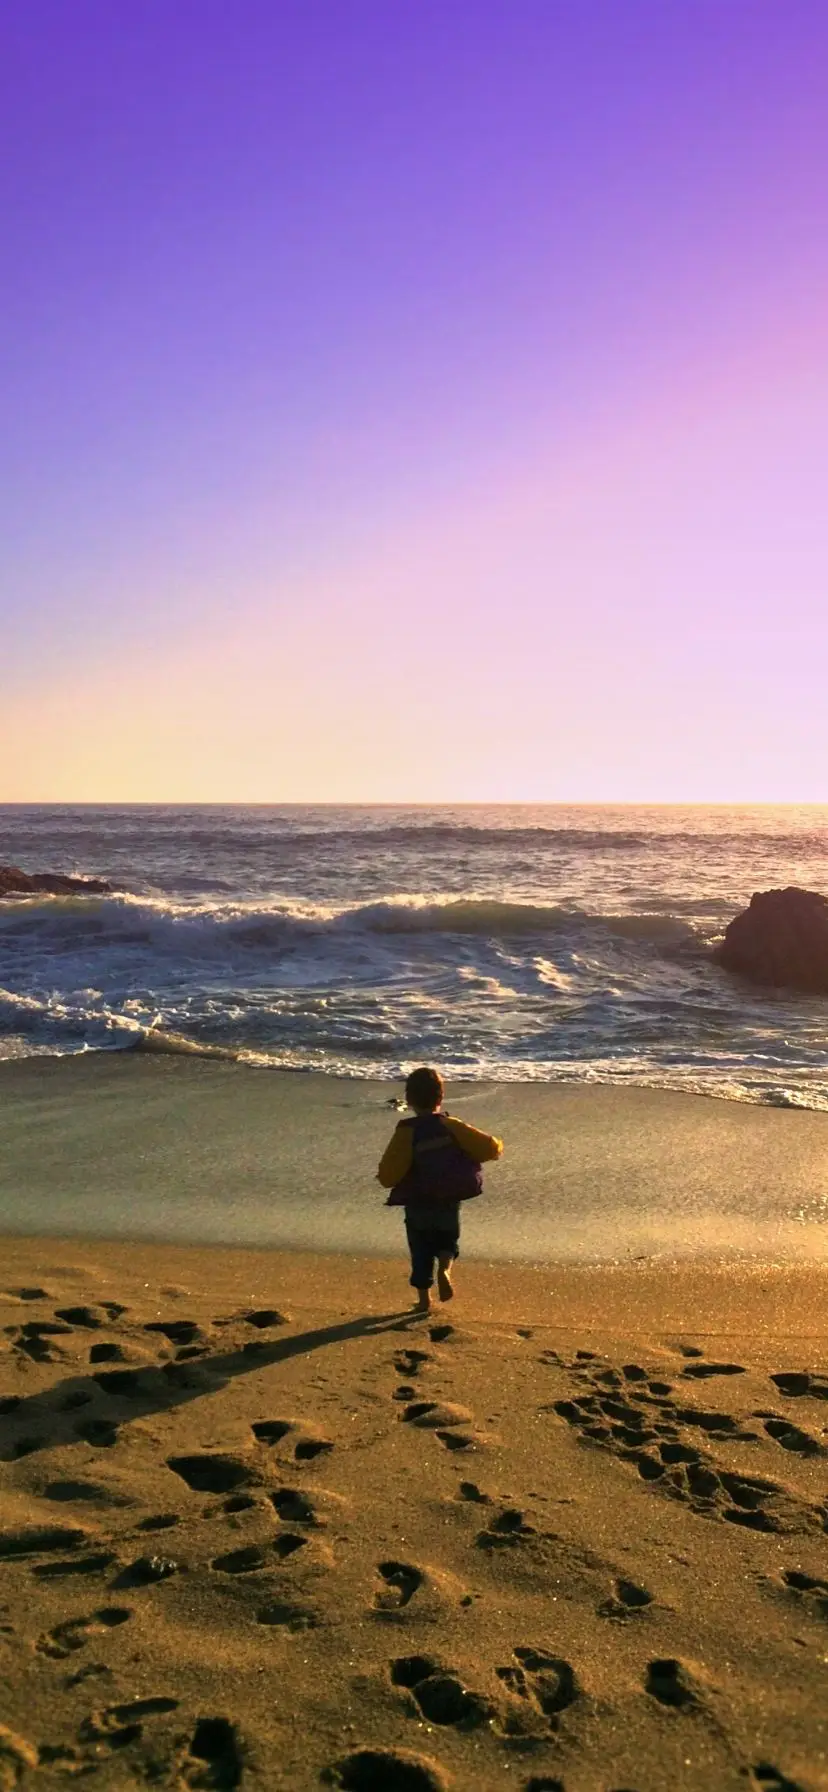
[1,803,826,1109]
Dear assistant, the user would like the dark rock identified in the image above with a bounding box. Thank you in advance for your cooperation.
[716,887,828,994]
[0,865,111,900]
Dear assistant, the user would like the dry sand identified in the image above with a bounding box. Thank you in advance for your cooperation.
[2,1237,828,1791]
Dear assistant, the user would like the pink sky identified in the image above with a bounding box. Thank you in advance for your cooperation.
[3,2,827,800]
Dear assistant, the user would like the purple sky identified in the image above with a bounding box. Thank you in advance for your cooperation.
[3,1,827,800]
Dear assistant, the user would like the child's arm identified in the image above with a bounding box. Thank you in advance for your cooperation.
[443,1116,503,1163]
[376,1123,414,1188]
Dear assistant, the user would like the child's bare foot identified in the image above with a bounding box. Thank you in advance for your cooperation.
[414,1290,432,1314]
[437,1264,454,1303]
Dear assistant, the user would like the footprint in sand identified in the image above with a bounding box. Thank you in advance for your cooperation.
[88,1342,124,1363]
[79,1694,179,1747]
[43,1477,133,1507]
[273,1533,308,1560]
[400,1397,485,1453]
[252,1419,292,1444]
[180,1716,243,1789]
[779,1567,828,1620]
[244,1308,287,1329]
[63,1660,113,1689]
[12,1328,67,1364]
[32,1553,117,1580]
[496,1646,579,1727]
[645,1656,704,1709]
[167,1454,257,1494]
[390,1654,491,1727]
[374,1561,423,1610]
[771,1372,828,1402]
[436,1430,481,1453]
[54,1306,105,1328]
[0,1526,96,1562]
[271,1487,320,1525]
[457,1481,490,1503]
[211,1544,271,1575]
[759,1415,824,1457]
[251,1419,333,1462]
[36,1607,132,1659]
[18,1319,72,1338]
[681,1361,746,1380]
[212,1535,308,1575]
[551,1363,819,1533]
[393,1349,432,1378]
[92,1366,162,1399]
[475,1507,538,1549]
[598,1577,654,1619]
[269,1485,346,1529]
[74,1417,119,1448]
[294,1437,333,1462]
[324,1746,448,1791]
[35,1743,88,1775]
[144,1319,203,1345]
[256,1600,321,1631]
[401,1399,471,1429]
[620,1362,649,1382]
[674,1406,746,1438]
[750,1764,807,1791]
[0,1722,38,1786]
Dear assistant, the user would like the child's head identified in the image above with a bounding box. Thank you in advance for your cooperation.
[405,1065,443,1113]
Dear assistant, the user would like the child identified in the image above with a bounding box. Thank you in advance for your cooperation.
[377,1066,503,1313]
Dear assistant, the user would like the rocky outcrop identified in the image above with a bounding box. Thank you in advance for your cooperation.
[716,886,828,994]
[0,865,112,899]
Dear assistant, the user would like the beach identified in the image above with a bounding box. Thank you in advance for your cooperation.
[3,1055,828,1263]
[2,1064,828,1788]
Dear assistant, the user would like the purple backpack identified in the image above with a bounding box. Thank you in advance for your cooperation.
[386,1113,483,1207]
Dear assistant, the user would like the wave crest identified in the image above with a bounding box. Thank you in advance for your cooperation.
[0,890,701,950]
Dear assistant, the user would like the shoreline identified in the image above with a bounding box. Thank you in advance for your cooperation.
[3,1039,827,1118]
[2,1053,828,1265]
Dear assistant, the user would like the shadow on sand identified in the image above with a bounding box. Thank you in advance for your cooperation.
[0,1310,419,1461]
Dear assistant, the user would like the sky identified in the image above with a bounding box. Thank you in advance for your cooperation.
[2,0,827,802]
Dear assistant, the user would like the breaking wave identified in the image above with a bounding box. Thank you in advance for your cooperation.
[1,803,826,1108]
[0,890,702,953]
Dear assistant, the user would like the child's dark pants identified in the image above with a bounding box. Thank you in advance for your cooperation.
[404,1215,460,1290]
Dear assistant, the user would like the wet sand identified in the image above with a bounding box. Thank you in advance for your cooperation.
[2,1237,828,1790]
[2,1054,828,1261]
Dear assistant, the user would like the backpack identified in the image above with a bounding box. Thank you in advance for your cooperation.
[386,1113,483,1207]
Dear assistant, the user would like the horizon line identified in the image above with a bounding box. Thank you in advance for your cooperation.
[1,798,827,811]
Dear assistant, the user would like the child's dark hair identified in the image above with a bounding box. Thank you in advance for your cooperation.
[405,1066,443,1111]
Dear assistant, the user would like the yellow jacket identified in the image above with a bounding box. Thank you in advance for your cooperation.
[377,1112,503,1189]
